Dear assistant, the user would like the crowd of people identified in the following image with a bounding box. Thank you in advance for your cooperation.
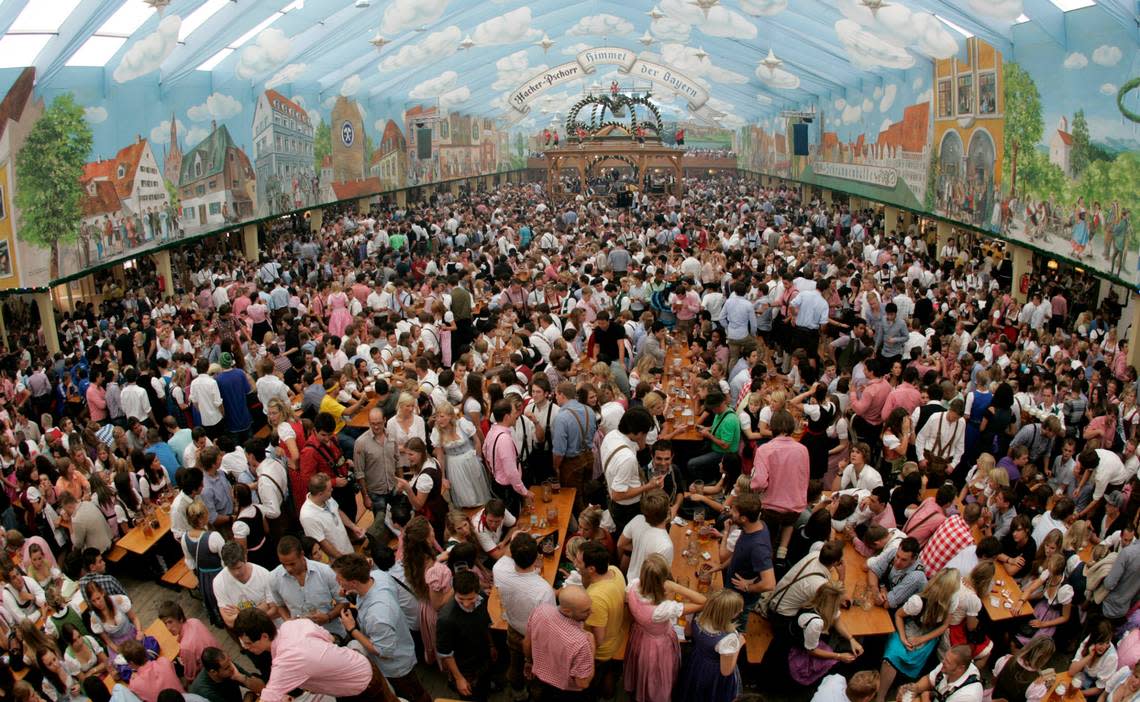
[0,172,1138,702]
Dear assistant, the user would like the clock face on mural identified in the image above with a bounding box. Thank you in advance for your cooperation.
[341,120,355,147]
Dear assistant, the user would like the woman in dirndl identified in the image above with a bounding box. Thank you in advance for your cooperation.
[877,569,960,702]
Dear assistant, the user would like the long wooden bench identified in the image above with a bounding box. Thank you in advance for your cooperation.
[106,544,128,563]
[161,558,196,590]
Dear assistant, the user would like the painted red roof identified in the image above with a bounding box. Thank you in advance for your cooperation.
[1056,130,1072,146]
[264,89,311,125]
[81,179,121,218]
[331,177,383,200]
[84,138,148,200]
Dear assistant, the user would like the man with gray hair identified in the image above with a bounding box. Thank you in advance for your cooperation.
[211,540,280,678]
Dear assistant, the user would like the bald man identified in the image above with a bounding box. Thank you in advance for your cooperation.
[354,407,399,520]
[524,586,596,699]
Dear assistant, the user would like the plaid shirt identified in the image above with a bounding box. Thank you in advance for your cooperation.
[919,515,974,574]
[77,572,128,605]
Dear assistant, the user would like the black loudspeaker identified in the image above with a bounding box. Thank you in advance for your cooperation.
[615,191,633,208]
[793,123,809,156]
[416,128,432,160]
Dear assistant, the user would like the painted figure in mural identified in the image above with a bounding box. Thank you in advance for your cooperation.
[159,206,169,241]
[1113,209,1132,277]
[141,208,154,241]
[1071,196,1090,258]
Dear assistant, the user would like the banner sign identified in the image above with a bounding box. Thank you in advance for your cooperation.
[813,161,899,189]
[507,46,720,124]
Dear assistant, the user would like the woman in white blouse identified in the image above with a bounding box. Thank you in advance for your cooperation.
[387,392,427,474]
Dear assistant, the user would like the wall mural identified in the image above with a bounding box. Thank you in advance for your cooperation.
[736,2,1138,285]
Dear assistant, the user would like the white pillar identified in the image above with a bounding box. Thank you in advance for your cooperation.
[357,197,371,213]
[242,224,258,262]
[396,189,407,208]
[1010,245,1032,304]
[35,292,59,355]
[1128,294,1140,370]
[883,206,899,233]
[153,250,174,297]
[309,208,323,234]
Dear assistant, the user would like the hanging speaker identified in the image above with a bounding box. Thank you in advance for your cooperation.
[793,123,809,156]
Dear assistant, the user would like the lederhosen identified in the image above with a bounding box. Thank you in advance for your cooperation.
[925,413,960,484]
[526,402,556,483]
[488,432,524,517]
[413,462,448,544]
[560,406,594,512]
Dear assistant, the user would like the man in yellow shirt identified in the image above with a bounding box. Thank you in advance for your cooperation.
[578,540,629,699]
[318,377,370,458]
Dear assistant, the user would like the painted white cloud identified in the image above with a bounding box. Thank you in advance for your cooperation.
[1063,52,1088,69]
[835,19,914,69]
[561,42,591,56]
[880,84,897,112]
[739,0,787,16]
[265,62,306,89]
[968,0,1022,21]
[756,94,773,105]
[566,14,633,36]
[660,43,748,85]
[879,118,893,134]
[380,0,449,36]
[341,74,362,97]
[842,103,863,124]
[149,118,184,145]
[916,87,933,104]
[114,14,180,83]
[873,86,883,99]
[321,95,338,110]
[187,93,243,122]
[650,16,690,42]
[379,26,461,71]
[718,114,746,128]
[306,109,320,124]
[492,50,547,90]
[660,0,757,39]
[862,98,873,112]
[373,120,388,134]
[1100,83,1119,96]
[1092,45,1122,67]
[84,106,108,124]
[906,12,959,59]
[913,77,924,91]
[471,8,541,46]
[756,63,800,90]
[409,70,470,109]
[185,125,211,147]
[236,28,292,80]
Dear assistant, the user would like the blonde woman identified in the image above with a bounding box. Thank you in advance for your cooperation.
[877,569,960,702]
[626,554,706,702]
[430,403,490,508]
[757,390,786,441]
[266,397,305,512]
[943,561,995,666]
[387,392,427,472]
[788,582,862,685]
[676,588,745,702]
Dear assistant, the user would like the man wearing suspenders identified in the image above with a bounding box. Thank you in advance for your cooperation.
[552,382,597,513]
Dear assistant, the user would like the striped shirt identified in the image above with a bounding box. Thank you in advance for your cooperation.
[526,604,595,691]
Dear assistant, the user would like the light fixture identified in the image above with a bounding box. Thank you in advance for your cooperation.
[640,31,654,46]
[760,48,782,72]
[694,46,708,61]
[369,34,390,49]
[690,0,720,18]
[459,34,475,50]
[1047,260,1058,269]
[859,0,891,13]
[648,6,667,20]
[536,33,555,53]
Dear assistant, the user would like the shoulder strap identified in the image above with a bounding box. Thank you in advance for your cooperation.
[770,558,828,611]
[603,444,633,475]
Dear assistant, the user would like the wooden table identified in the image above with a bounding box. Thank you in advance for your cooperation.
[668,520,724,593]
[661,346,703,441]
[984,562,1034,620]
[344,394,382,429]
[116,506,172,555]
[469,488,577,631]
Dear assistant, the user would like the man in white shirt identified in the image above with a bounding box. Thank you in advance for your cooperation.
[616,490,674,580]
[1079,448,1133,519]
[189,358,225,439]
[899,646,984,702]
[213,541,282,629]
[470,498,518,560]
[491,532,556,701]
[600,407,662,534]
[246,439,288,525]
[811,670,878,702]
[299,473,363,560]
[915,399,966,476]
[120,368,154,426]
[255,360,290,418]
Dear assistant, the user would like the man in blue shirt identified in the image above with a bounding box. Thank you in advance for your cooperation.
[270,536,347,639]
[552,381,596,513]
[332,553,430,702]
[215,353,253,442]
[718,280,758,371]
[791,277,831,361]
[198,446,233,530]
[145,427,181,482]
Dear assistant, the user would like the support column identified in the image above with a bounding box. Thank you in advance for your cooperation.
[0,302,8,349]
[309,208,323,234]
[395,189,407,208]
[153,250,174,296]
[242,224,258,262]
[357,197,371,213]
[1010,245,1032,304]
[822,189,833,206]
[1128,294,1140,371]
[35,292,59,356]
[883,206,899,233]
[936,220,953,254]
[450,180,461,197]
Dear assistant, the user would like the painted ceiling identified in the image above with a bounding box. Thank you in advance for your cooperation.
[2,0,1136,131]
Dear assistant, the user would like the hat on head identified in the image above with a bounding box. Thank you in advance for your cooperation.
[220,352,235,369]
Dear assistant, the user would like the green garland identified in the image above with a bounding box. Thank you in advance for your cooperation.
[1119,77,1140,124]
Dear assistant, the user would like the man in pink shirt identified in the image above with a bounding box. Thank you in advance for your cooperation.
[158,600,220,685]
[881,366,923,419]
[850,358,891,460]
[234,608,397,702]
[122,639,183,702]
[902,483,956,546]
[483,399,530,516]
[524,586,596,696]
[86,369,108,424]
[751,409,808,561]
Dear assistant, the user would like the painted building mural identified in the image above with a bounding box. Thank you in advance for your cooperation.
[737,3,1138,284]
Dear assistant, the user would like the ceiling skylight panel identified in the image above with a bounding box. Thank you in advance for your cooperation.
[196,47,233,71]
[98,0,155,35]
[9,0,82,33]
[66,35,127,66]
[179,0,231,41]
[1049,0,1095,10]
[0,33,53,67]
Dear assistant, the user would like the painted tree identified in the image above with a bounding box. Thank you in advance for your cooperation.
[924,145,940,212]
[1002,62,1043,197]
[15,93,92,282]
[313,118,331,172]
[1069,110,1091,178]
